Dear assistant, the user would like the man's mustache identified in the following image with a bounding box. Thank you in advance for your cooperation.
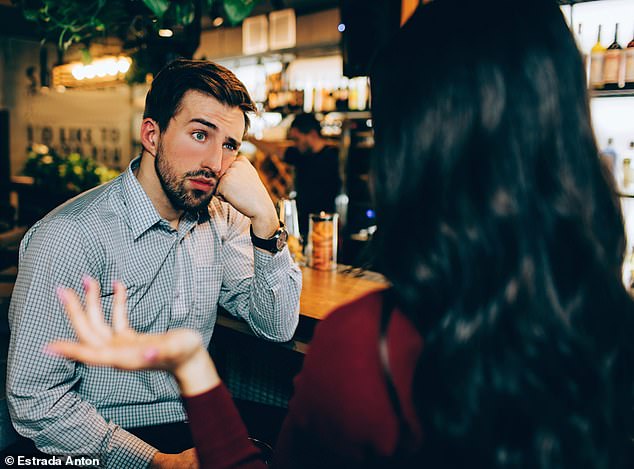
[184,169,218,180]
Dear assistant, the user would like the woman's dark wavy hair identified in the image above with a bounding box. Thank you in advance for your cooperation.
[144,58,256,134]
[370,0,634,467]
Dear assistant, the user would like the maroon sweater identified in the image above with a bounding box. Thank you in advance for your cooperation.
[184,290,423,468]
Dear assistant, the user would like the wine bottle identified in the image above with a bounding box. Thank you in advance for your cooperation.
[600,137,618,179]
[603,24,623,89]
[623,141,634,193]
[590,25,606,89]
[625,27,634,89]
[576,23,589,78]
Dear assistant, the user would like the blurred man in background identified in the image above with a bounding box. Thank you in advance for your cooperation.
[285,113,341,238]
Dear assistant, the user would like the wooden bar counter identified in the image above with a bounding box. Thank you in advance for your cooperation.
[297,265,387,320]
[213,265,388,406]
[216,265,388,354]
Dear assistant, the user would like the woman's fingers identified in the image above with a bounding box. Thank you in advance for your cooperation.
[47,339,174,371]
[47,341,132,369]
[111,280,130,334]
[57,287,103,346]
[82,277,112,342]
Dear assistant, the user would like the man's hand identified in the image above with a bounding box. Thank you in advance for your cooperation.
[216,155,279,239]
[151,448,199,469]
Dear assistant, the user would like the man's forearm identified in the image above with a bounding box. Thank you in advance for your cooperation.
[246,248,301,342]
[8,391,157,468]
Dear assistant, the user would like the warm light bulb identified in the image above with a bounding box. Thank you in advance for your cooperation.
[71,65,85,80]
[105,58,118,76]
[84,65,96,79]
[158,29,174,38]
[117,58,131,74]
[95,62,107,77]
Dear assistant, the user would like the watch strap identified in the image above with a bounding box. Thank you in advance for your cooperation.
[250,221,286,253]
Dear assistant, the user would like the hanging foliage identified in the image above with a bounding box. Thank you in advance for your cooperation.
[18,0,260,51]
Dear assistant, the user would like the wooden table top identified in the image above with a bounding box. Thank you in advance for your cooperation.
[299,265,388,320]
[216,265,389,354]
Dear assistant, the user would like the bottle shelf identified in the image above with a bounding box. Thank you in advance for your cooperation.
[559,0,605,4]
[591,89,634,98]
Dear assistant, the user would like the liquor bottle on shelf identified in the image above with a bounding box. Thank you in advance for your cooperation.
[625,28,634,89]
[600,137,618,181]
[590,25,606,89]
[603,24,623,90]
[622,141,634,194]
[577,23,588,69]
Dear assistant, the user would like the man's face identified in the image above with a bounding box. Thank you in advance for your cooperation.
[288,127,311,154]
[154,90,245,211]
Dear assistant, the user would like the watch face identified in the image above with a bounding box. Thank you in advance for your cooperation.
[276,229,289,251]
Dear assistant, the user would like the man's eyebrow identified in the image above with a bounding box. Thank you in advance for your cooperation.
[227,136,242,149]
[190,117,241,149]
[190,118,216,129]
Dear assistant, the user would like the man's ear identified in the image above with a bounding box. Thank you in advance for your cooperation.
[140,118,159,157]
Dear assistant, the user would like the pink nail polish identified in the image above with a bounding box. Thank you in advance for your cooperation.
[82,276,91,289]
[56,286,66,302]
[144,348,159,362]
[43,345,59,356]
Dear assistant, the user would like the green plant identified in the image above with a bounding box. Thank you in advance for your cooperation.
[23,144,120,193]
[18,0,260,52]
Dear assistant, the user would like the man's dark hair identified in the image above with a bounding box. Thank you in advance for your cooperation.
[144,58,256,134]
[290,113,321,135]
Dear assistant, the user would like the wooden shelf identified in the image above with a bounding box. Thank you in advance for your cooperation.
[591,89,634,98]
[559,0,604,4]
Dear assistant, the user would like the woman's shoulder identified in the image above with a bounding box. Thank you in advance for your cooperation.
[317,289,385,334]
[306,288,420,369]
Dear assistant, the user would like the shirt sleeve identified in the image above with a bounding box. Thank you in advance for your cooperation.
[184,385,265,469]
[218,206,301,342]
[6,217,158,468]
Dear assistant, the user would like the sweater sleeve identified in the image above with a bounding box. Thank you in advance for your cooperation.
[183,385,266,469]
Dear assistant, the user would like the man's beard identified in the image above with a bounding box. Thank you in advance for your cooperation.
[154,142,218,211]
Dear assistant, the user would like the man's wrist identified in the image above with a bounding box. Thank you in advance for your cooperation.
[250,208,279,239]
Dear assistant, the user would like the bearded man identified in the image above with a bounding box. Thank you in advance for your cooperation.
[6,59,301,468]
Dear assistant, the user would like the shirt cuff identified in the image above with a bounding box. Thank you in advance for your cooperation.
[106,427,159,469]
[253,246,295,286]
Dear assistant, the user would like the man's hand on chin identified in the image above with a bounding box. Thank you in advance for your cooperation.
[216,155,279,239]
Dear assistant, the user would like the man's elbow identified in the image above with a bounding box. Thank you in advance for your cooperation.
[259,312,299,343]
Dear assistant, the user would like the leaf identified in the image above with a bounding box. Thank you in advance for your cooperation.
[223,0,259,26]
[142,0,170,18]
[80,47,92,65]
[169,1,195,26]
[23,9,39,22]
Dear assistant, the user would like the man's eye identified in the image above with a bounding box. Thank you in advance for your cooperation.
[193,131,206,142]
[223,142,237,151]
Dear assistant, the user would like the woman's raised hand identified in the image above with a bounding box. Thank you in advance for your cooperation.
[48,277,221,396]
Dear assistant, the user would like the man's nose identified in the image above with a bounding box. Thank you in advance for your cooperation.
[202,141,223,174]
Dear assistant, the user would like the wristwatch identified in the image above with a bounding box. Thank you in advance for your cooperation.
[250,221,288,253]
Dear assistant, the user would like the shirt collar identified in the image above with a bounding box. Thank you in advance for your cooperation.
[120,155,164,240]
